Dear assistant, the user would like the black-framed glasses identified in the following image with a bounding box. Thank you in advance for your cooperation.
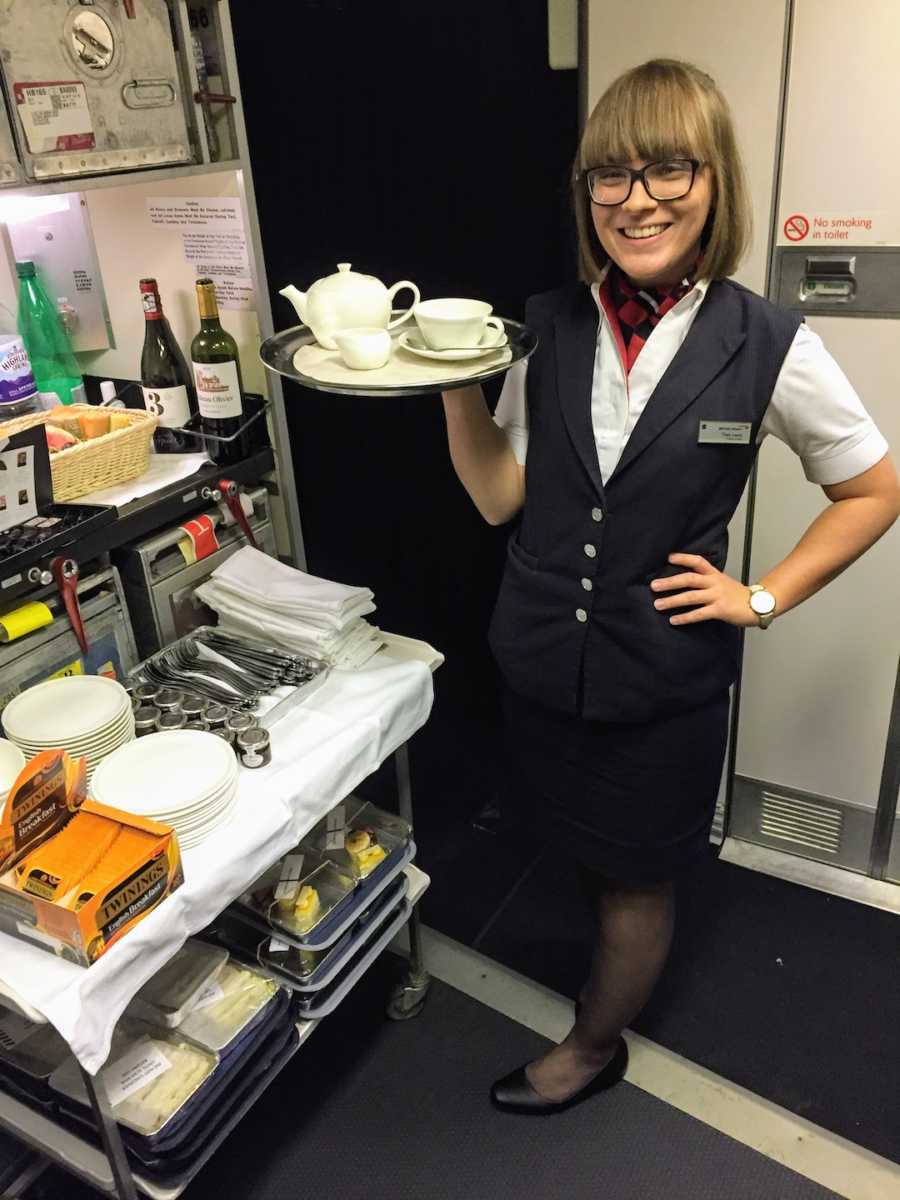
[584,158,701,206]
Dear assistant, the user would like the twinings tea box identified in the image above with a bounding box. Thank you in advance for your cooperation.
[0,795,182,967]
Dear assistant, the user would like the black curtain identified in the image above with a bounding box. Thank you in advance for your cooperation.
[231,0,578,823]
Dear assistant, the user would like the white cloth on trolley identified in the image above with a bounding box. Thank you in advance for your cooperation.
[0,653,433,1074]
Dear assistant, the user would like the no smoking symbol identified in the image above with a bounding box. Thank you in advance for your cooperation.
[784,213,809,241]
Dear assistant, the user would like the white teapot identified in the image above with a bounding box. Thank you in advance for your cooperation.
[279,263,419,351]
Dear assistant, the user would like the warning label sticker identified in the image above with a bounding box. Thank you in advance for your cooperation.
[13,81,95,156]
[777,210,897,247]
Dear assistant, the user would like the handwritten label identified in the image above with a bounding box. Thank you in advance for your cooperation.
[101,1039,171,1107]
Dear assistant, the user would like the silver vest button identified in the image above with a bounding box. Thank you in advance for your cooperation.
[591,508,604,522]
[576,608,588,623]
[581,578,593,591]
[584,544,597,558]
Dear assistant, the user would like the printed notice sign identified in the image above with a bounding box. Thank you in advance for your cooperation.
[146,197,254,309]
[778,209,897,247]
[102,1039,171,1107]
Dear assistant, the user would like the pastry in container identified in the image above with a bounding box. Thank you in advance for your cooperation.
[235,849,355,945]
[301,795,412,884]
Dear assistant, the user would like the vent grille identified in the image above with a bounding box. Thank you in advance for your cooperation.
[759,791,843,854]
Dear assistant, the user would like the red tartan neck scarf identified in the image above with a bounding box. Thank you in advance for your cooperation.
[603,265,695,372]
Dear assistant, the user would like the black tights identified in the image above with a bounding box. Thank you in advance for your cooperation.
[526,870,675,1101]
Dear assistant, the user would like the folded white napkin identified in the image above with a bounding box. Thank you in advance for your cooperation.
[194,582,385,668]
[205,576,375,630]
[211,547,374,617]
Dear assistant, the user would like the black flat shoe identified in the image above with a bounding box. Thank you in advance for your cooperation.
[490,1037,628,1115]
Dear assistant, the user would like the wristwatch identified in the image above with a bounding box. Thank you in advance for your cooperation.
[748,584,777,629]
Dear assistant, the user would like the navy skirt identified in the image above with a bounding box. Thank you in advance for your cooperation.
[502,685,731,883]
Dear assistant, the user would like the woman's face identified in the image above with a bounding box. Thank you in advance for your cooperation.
[590,159,714,287]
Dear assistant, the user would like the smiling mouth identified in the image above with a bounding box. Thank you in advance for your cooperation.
[620,223,671,241]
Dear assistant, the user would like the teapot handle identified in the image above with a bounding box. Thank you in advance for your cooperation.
[385,281,420,330]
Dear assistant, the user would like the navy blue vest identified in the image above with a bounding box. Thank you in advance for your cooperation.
[488,279,802,722]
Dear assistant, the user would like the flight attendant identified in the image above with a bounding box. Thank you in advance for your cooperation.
[441,58,900,1114]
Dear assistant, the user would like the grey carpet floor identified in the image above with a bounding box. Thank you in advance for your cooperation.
[27,956,847,1200]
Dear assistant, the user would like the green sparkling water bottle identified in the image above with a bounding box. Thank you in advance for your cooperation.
[16,260,84,406]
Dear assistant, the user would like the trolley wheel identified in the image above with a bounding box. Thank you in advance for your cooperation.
[387,972,431,1021]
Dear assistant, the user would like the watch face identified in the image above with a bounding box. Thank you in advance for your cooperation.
[750,590,776,615]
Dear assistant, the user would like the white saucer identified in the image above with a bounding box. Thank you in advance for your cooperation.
[3,676,130,743]
[398,329,508,362]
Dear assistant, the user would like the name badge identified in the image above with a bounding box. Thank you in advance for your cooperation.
[698,420,752,445]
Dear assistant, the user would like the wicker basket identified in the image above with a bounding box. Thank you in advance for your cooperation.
[0,405,157,502]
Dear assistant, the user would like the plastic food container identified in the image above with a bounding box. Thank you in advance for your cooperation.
[129,939,228,1028]
[177,961,278,1053]
[294,898,412,1019]
[300,794,412,884]
[50,1019,218,1136]
[235,848,355,942]
[122,1014,299,1179]
[232,840,415,951]
[219,874,408,991]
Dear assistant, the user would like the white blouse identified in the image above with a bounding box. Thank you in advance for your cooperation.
[494,278,888,488]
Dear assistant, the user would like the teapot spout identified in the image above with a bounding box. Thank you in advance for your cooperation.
[279,284,308,325]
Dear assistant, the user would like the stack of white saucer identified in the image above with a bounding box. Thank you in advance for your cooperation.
[1,676,135,781]
[90,730,239,850]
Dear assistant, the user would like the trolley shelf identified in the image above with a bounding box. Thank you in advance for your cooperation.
[0,865,430,1199]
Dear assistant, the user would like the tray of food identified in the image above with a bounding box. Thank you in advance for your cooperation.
[231,837,414,951]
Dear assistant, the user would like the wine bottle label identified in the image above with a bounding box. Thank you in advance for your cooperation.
[192,360,243,419]
[142,385,191,428]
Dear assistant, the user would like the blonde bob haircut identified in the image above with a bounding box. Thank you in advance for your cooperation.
[573,59,752,283]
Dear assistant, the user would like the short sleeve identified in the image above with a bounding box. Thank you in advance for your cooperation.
[761,324,889,486]
[493,359,529,466]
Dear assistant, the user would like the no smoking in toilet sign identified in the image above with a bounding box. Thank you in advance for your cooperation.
[783,214,810,241]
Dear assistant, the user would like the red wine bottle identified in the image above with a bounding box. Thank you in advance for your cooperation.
[139,279,198,453]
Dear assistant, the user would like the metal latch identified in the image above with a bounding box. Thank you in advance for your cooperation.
[800,255,857,303]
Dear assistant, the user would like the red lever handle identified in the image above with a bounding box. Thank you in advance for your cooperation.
[51,556,89,656]
[218,478,259,549]
[194,91,237,105]
[123,0,136,17]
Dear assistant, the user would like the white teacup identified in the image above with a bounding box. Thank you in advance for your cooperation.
[414,299,504,350]
[332,327,392,370]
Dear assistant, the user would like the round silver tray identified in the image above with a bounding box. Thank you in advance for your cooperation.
[258,316,537,397]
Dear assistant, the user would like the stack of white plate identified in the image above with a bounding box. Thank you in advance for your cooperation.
[1,677,134,781]
[90,730,239,850]
[0,738,26,806]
